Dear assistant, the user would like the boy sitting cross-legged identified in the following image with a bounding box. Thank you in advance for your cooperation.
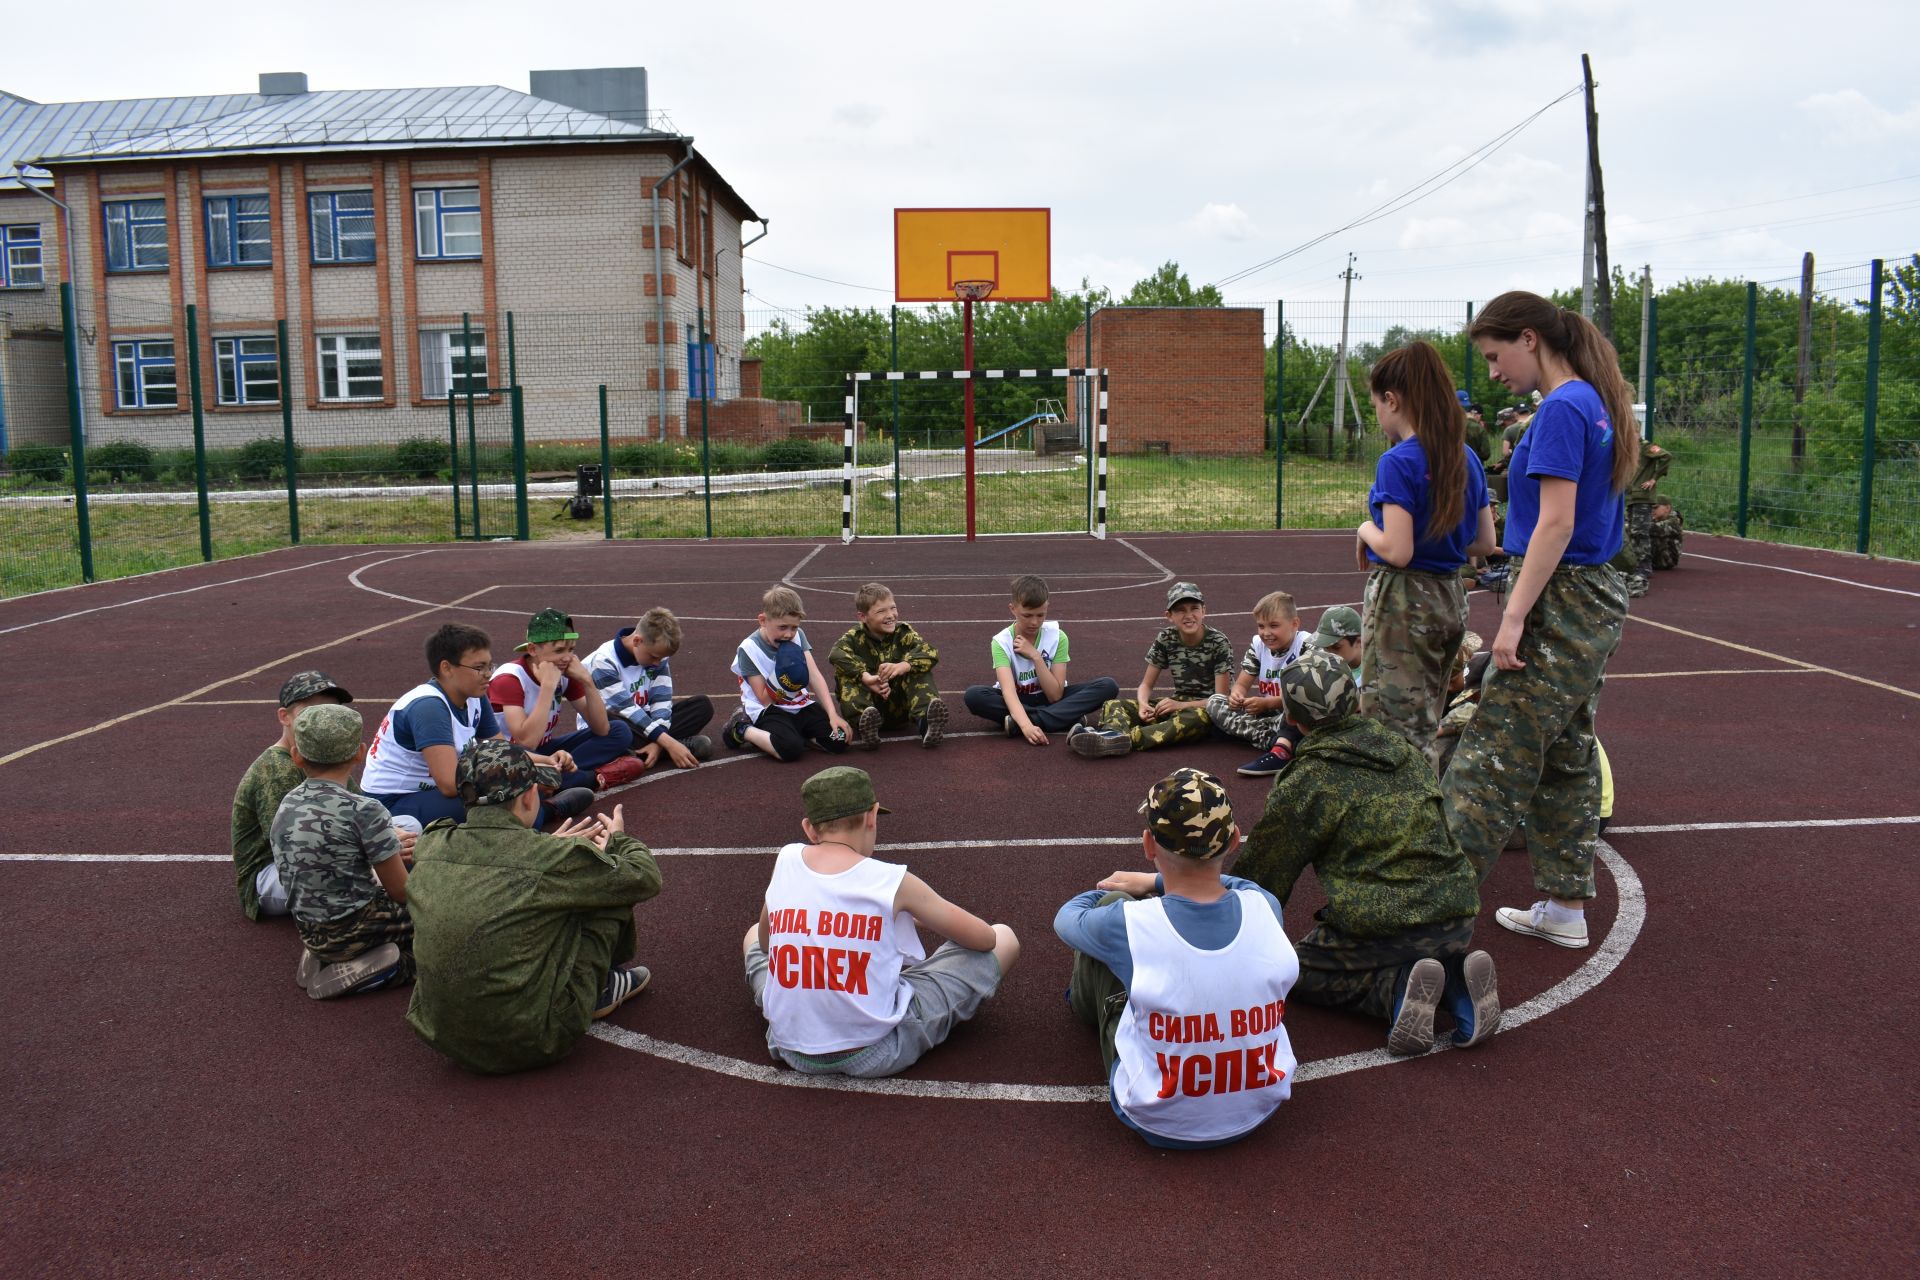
[962,574,1119,745]
[1071,581,1233,759]
[489,608,636,791]
[585,606,715,778]
[1205,591,1309,778]
[742,766,1020,1078]
[232,669,360,920]
[828,582,947,749]
[1056,768,1299,1149]
[722,587,852,762]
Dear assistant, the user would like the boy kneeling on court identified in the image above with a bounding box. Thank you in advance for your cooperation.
[405,739,662,1074]
[742,766,1019,1078]
[1237,649,1500,1055]
[1056,768,1298,1149]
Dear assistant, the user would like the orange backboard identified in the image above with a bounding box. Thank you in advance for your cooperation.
[894,208,1052,302]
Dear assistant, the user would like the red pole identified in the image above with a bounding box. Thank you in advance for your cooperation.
[963,298,976,540]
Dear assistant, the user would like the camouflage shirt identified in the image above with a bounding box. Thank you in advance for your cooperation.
[270,778,402,927]
[231,744,304,920]
[1145,625,1235,700]
[827,623,939,682]
[1627,443,1670,506]
[1237,714,1480,938]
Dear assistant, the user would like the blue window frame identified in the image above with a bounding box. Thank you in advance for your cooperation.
[1,224,43,287]
[215,336,281,405]
[205,195,272,267]
[686,333,716,400]
[113,340,177,409]
[413,187,481,259]
[104,200,169,272]
[308,191,375,263]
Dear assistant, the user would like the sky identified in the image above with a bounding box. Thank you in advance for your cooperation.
[9,0,1916,335]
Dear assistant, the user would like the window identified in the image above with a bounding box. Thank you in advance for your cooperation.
[113,340,177,408]
[414,188,481,259]
[317,334,383,400]
[420,329,489,399]
[205,195,272,267]
[677,180,695,266]
[308,191,375,263]
[1,224,42,287]
[215,337,281,405]
[104,200,169,272]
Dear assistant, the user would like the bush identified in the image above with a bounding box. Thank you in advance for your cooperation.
[761,437,829,471]
[89,440,158,482]
[5,444,67,482]
[392,436,449,479]
[236,436,299,482]
[611,442,700,475]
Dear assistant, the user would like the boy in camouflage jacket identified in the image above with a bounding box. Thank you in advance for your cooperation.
[827,583,946,749]
[1071,582,1233,758]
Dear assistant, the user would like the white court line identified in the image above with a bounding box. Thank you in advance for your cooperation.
[1687,552,1920,599]
[1627,614,1920,703]
[780,544,826,591]
[1607,815,1920,834]
[1114,536,1177,585]
[1606,668,1816,680]
[0,551,380,637]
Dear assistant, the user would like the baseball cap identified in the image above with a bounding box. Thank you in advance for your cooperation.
[292,703,364,765]
[1165,581,1204,610]
[1312,605,1362,648]
[1280,648,1360,730]
[516,608,580,652]
[802,766,891,826]
[456,738,562,807]
[278,670,351,707]
[1139,767,1237,860]
[1455,389,1471,407]
[773,640,810,696]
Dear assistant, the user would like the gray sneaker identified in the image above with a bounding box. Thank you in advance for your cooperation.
[295,949,323,990]
[1448,950,1503,1049]
[683,734,715,762]
[1387,957,1445,1056]
[546,787,596,822]
[1068,724,1131,758]
[856,705,884,749]
[919,697,948,749]
[307,943,404,1001]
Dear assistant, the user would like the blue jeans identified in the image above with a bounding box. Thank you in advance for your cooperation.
[544,720,635,790]
[963,678,1119,732]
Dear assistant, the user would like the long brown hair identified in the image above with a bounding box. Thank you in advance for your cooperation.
[1469,291,1639,492]
[1368,340,1467,540]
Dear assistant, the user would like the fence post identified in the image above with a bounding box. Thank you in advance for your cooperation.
[599,384,613,540]
[506,310,517,388]
[462,313,480,539]
[447,387,463,540]
[1084,297,1094,528]
[697,304,713,539]
[58,282,94,583]
[1462,301,1475,405]
[184,303,212,562]
[1857,258,1884,555]
[890,304,902,535]
[510,385,529,541]
[1644,297,1659,443]
[1737,281,1757,537]
[1274,300,1285,530]
[276,318,299,543]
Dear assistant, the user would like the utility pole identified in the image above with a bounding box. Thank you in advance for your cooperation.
[1636,264,1652,431]
[1794,251,1814,472]
[1581,53,1613,339]
[1330,254,1358,458]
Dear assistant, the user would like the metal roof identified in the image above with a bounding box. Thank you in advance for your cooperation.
[1,93,265,187]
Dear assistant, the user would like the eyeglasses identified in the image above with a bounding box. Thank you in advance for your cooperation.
[457,661,495,674]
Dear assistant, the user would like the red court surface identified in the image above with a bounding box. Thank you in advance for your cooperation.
[3,531,1915,1277]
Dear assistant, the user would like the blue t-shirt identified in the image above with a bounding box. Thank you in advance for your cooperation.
[1366,436,1490,573]
[1504,379,1625,565]
[394,684,500,752]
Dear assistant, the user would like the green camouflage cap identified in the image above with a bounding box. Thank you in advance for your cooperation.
[1165,581,1204,610]
[1139,767,1238,859]
[292,703,364,765]
[457,738,563,806]
[278,669,352,707]
[1280,647,1360,730]
[516,608,580,651]
[1312,605,1362,647]
[802,765,892,826]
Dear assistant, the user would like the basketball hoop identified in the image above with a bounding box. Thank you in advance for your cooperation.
[952,279,995,302]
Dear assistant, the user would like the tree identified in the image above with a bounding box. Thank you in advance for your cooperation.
[1123,261,1223,307]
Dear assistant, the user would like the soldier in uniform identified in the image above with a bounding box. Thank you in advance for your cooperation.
[1071,582,1234,758]
[827,582,947,749]
[405,738,662,1074]
[1622,441,1671,597]
[270,704,413,1000]
[1237,650,1500,1056]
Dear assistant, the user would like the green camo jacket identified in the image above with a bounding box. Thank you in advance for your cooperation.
[827,622,939,681]
[1238,714,1479,938]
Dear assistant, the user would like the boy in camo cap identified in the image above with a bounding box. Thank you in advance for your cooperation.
[270,704,413,1000]
[230,670,352,921]
[1237,649,1500,1056]
[1056,768,1298,1149]
[1071,581,1233,759]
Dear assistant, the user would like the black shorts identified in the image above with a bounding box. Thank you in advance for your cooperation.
[754,702,846,762]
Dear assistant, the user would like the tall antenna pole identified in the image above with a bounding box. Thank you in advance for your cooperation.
[1582,53,1613,339]
[1636,263,1652,402]
[1330,254,1359,458]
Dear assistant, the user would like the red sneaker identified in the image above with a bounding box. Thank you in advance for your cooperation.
[594,755,647,790]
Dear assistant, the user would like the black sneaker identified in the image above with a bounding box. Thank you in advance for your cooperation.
[1236,744,1293,777]
[593,963,652,1018]
[1003,715,1020,739]
[919,698,948,749]
[856,705,883,750]
[547,787,595,821]
[683,734,715,762]
[722,710,751,750]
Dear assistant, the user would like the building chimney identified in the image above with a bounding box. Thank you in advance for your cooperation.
[529,68,648,124]
[258,72,309,96]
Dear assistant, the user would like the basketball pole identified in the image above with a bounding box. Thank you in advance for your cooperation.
[963,297,977,540]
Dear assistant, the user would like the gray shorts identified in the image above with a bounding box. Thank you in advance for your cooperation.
[745,940,1002,1078]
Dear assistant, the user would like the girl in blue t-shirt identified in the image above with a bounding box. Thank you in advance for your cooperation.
[1355,341,1496,757]
[1442,292,1640,953]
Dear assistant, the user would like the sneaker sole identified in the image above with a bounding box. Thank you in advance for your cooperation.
[1388,958,1445,1056]
[920,699,947,749]
[1451,950,1503,1048]
[1236,760,1285,777]
[1495,907,1589,949]
[306,943,403,1000]
[295,949,323,990]
[856,707,883,750]
[684,735,715,762]
[1070,731,1130,759]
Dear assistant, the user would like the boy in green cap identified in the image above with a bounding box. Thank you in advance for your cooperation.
[742,766,1018,1077]
[405,738,663,1073]
[489,608,636,791]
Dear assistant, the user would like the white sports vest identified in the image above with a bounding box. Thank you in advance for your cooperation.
[1249,630,1311,698]
[1111,891,1299,1144]
[760,842,924,1055]
[492,660,567,742]
[993,622,1063,696]
[360,682,484,795]
[735,632,814,719]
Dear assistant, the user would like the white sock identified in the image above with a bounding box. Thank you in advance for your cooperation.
[1542,900,1585,924]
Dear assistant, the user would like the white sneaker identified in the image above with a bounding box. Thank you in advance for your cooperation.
[1495,902,1589,949]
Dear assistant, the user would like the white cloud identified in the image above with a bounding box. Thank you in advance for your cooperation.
[1797,89,1920,141]
[1186,202,1255,241]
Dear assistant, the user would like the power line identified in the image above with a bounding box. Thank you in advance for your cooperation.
[743,255,891,293]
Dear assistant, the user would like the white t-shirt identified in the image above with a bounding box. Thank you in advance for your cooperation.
[732,629,815,719]
[361,682,487,795]
[990,622,1065,697]
[1245,630,1312,699]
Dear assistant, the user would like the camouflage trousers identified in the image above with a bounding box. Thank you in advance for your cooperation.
[1361,566,1468,765]
[298,889,416,983]
[1202,694,1288,750]
[1099,699,1213,751]
[1067,892,1131,1075]
[1441,561,1626,901]
[1626,502,1655,580]
[1291,915,1476,1022]
[836,671,940,728]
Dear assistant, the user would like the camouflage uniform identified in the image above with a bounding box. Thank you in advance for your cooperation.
[270,777,413,974]
[1236,651,1480,1020]
[827,622,940,728]
[1099,624,1233,750]
[1624,444,1671,590]
[1650,503,1684,570]
[1441,560,1626,901]
[1360,567,1467,764]
[230,745,305,920]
